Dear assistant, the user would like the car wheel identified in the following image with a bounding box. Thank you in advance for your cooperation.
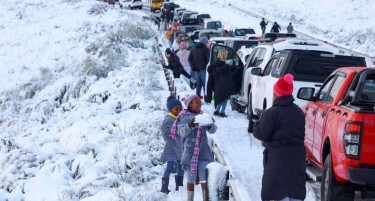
[247,90,254,133]
[321,154,354,201]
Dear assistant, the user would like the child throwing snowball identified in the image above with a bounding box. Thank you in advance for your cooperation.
[171,94,217,201]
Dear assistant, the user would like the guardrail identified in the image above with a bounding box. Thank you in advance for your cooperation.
[228,3,375,66]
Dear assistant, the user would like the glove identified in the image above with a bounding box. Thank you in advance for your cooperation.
[188,118,198,128]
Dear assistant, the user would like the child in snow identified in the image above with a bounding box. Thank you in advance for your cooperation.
[171,94,217,201]
[160,96,184,194]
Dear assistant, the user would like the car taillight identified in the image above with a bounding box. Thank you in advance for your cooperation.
[343,121,362,159]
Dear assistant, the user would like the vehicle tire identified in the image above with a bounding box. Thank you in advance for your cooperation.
[206,164,229,201]
[321,154,354,201]
[247,91,254,133]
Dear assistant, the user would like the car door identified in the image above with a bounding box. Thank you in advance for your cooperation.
[252,57,278,114]
[304,76,335,164]
[205,44,244,96]
[312,75,345,164]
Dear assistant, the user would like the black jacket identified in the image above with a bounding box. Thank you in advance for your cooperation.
[207,60,233,106]
[253,95,306,201]
[165,54,191,79]
[188,42,210,71]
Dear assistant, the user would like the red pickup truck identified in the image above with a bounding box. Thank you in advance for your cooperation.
[297,67,375,201]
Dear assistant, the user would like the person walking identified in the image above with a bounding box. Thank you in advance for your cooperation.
[160,96,184,194]
[171,94,217,201]
[108,0,115,7]
[207,49,233,117]
[188,37,210,99]
[253,74,306,201]
[164,48,192,80]
[287,22,294,33]
[260,18,268,34]
[270,22,281,33]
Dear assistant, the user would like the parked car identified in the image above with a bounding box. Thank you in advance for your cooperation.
[223,38,258,52]
[258,32,297,42]
[204,20,223,30]
[150,0,163,12]
[230,38,339,117]
[197,13,211,23]
[119,0,143,9]
[297,67,375,201]
[234,28,256,39]
[198,29,222,39]
[247,50,366,132]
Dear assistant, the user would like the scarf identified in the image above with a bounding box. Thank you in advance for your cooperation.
[170,109,188,139]
[190,126,202,176]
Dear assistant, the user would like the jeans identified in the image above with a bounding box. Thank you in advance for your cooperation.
[194,70,206,97]
[267,197,303,201]
[163,161,184,178]
[185,161,209,184]
[215,98,229,113]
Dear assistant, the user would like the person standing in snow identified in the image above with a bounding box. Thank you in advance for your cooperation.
[207,49,233,118]
[177,37,196,86]
[160,96,184,194]
[188,37,210,100]
[253,74,306,201]
[164,48,192,80]
[172,94,217,201]
[260,18,268,34]
[287,22,294,33]
[270,22,281,33]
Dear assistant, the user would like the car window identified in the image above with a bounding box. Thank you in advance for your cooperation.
[326,75,344,102]
[271,56,286,77]
[263,58,278,76]
[359,74,375,103]
[317,76,335,102]
[256,48,266,67]
[249,49,260,67]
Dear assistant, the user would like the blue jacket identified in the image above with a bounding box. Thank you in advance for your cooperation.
[177,111,217,165]
[160,114,183,162]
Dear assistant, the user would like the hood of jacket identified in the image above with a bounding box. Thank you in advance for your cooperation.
[194,42,207,49]
[273,95,294,106]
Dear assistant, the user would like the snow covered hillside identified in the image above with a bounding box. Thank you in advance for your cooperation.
[0,0,374,201]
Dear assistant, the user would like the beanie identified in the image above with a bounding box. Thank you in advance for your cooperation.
[273,74,294,97]
[165,48,173,55]
[184,94,199,108]
[166,96,182,111]
[199,37,209,44]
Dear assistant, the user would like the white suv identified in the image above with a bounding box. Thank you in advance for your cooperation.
[119,0,143,10]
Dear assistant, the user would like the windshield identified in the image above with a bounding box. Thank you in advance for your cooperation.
[233,41,258,51]
[235,29,255,36]
[207,21,222,29]
[198,14,211,19]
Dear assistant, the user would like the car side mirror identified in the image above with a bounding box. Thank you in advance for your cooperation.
[297,87,315,101]
[251,67,262,76]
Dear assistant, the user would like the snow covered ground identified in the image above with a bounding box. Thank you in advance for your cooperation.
[0,0,374,201]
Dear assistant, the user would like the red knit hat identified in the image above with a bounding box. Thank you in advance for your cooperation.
[273,74,294,97]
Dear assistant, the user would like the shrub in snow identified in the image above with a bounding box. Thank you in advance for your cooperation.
[87,4,108,15]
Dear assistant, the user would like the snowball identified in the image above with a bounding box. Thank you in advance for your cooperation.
[195,113,214,126]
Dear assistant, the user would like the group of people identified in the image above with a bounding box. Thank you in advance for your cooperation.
[160,95,217,201]
[160,16,306,201]
[260,18,294,34]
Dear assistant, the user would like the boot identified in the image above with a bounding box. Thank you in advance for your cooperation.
[187,190,194,201]
[161,178,170,194]
[202,190,207,201]
[177,175,184,187]
[174,175,179,191]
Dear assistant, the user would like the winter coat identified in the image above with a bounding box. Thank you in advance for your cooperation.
[177,111,217,166]
[287,24,294,33]
[207,60,233,106]
[177,49,191,69]
[160,114,183,162]
[271,24,281,33]
[260,20,268,28]
[165,54,191,79]
[188,42,210,71]
[253,95,306,201]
